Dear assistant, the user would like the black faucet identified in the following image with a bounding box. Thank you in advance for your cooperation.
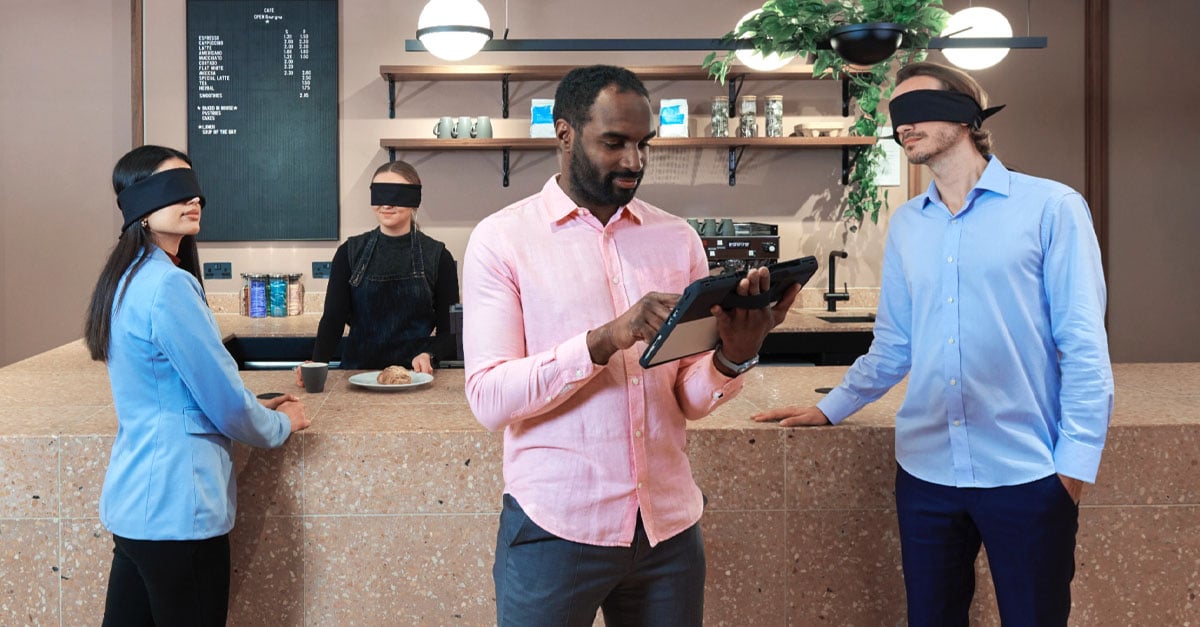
[824,250,850,312]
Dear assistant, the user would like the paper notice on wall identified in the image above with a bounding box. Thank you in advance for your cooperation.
[875,126,902,187]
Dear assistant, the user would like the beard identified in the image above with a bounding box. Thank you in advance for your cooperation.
[568,145,641,209]
[903,124,967,165]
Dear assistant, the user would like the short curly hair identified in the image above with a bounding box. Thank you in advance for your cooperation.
[553,65,649,131]
[896,62,996,158]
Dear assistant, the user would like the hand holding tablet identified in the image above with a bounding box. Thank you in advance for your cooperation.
[639,256,817,368]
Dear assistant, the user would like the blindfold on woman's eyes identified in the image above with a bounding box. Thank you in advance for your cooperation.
[116,168,206,232]
[370,183,421,207]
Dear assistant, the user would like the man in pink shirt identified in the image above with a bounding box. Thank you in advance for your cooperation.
[463,65,798,625]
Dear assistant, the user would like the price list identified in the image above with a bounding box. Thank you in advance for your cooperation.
[187,0,338,241]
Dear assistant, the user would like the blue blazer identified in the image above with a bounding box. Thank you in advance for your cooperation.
[100,247,290,540]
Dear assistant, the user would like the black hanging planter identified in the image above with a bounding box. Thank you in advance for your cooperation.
[828,22,905,65]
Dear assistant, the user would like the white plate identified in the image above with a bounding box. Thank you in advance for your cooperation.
[348,371,434,390]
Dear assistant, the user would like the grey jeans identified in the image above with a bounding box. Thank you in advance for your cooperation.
[493,494,706,627]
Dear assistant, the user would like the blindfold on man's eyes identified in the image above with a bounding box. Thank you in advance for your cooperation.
[887,89,1005,144]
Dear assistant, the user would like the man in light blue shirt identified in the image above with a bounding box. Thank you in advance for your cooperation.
[754,62,1113,626]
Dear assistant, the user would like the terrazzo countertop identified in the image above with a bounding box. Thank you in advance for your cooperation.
[1,333,1197,436]
[2,328,1199,624]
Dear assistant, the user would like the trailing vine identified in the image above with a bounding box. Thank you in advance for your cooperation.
[704,0,948,230]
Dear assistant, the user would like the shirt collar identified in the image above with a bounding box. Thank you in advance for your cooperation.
[920,155,1012,212]
[540,175,644,226]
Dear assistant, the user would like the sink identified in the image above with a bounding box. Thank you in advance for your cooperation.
[223,336,339,370]
[817,314,876,324]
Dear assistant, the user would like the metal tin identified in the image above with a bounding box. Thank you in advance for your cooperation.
[247,274,268,318]
[286,273,304,316]
[268,274,288,317]
[239,273,251,316]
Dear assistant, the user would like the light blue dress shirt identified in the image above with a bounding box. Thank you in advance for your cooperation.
[818,157,1114,487]
[100,247,291,540]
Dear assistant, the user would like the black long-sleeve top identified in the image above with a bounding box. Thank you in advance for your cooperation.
[312,230,459,366]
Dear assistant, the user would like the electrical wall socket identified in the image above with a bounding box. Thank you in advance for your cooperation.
[203,262,232,280]
[312,261,332,279]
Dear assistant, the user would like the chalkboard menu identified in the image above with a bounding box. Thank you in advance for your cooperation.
[186,0,338,241]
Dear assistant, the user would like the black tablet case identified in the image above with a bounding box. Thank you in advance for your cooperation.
[639,256,818,368]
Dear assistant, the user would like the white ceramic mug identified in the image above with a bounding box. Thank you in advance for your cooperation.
[453,116,473,139]
[473,115,493,139]
[432,116,454,139]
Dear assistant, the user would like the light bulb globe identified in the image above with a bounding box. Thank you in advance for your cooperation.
[941,7,1012,70]
[417,0,493,62]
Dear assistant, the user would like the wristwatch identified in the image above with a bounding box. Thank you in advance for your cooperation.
[714,342,759,376]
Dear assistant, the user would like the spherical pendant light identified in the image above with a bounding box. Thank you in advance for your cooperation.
[941,7,1012,70]
[416,0,493,62]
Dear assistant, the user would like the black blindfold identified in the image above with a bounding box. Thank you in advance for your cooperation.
[370,182,422,207]
[888,90,1005,144]
[116,168,205,232]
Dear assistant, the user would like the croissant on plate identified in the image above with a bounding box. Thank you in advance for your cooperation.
[377,365,412,385]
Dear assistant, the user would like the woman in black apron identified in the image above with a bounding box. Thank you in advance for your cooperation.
[304,160,459,377]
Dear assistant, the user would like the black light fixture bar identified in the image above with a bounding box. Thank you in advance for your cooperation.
[404,36,1046,54]
[928,36,1046,49]
[405,38,744,52]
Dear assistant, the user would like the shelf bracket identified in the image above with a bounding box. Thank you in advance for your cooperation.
[841,146,852,185]
[388,148,396,163]
[502,148,510,187]
[388,77,397,119]
[728,75,745,116]
[841,75,850,117]
[727,146,746,187]
[501,74,511,119]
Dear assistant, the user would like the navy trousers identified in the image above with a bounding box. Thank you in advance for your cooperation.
[895,466,1079,626]
[493,494,706,627]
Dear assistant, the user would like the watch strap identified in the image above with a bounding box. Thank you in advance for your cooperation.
[714,342,759,375]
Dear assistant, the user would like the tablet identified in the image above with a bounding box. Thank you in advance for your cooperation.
[639,256,818,368]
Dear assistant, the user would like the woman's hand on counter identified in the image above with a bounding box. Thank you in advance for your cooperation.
[751,405,831,427]
[260,393,311,433]
[293,361,312,388]
[411,353,433,375]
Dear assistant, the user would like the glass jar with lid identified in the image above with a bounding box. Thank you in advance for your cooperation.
[765,95,784,137]
[737,95,757,137]
[710,96,729,138]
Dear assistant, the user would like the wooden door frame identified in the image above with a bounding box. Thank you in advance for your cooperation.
[131,0,143,147]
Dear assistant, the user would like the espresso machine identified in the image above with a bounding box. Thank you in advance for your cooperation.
[688,219,780,275]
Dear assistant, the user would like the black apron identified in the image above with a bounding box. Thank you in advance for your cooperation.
[341,228,436,369]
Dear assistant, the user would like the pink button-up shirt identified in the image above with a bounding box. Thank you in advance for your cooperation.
[463,176,746,547]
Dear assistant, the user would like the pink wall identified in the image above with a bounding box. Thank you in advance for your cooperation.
[1107,0,1200,362]
[3,1,1197,365]
[0,1,132,365]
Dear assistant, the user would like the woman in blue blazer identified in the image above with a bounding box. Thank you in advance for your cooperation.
[84,145,310,625]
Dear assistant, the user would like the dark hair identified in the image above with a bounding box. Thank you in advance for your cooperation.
[553,65,649,131]
[85,145,204,362]
[373,159,421,185]
[896,61,996,158]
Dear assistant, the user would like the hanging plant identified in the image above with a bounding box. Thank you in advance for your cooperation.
[704,0,948,231]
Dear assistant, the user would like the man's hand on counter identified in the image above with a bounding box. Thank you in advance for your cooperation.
[751,405,831,427]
